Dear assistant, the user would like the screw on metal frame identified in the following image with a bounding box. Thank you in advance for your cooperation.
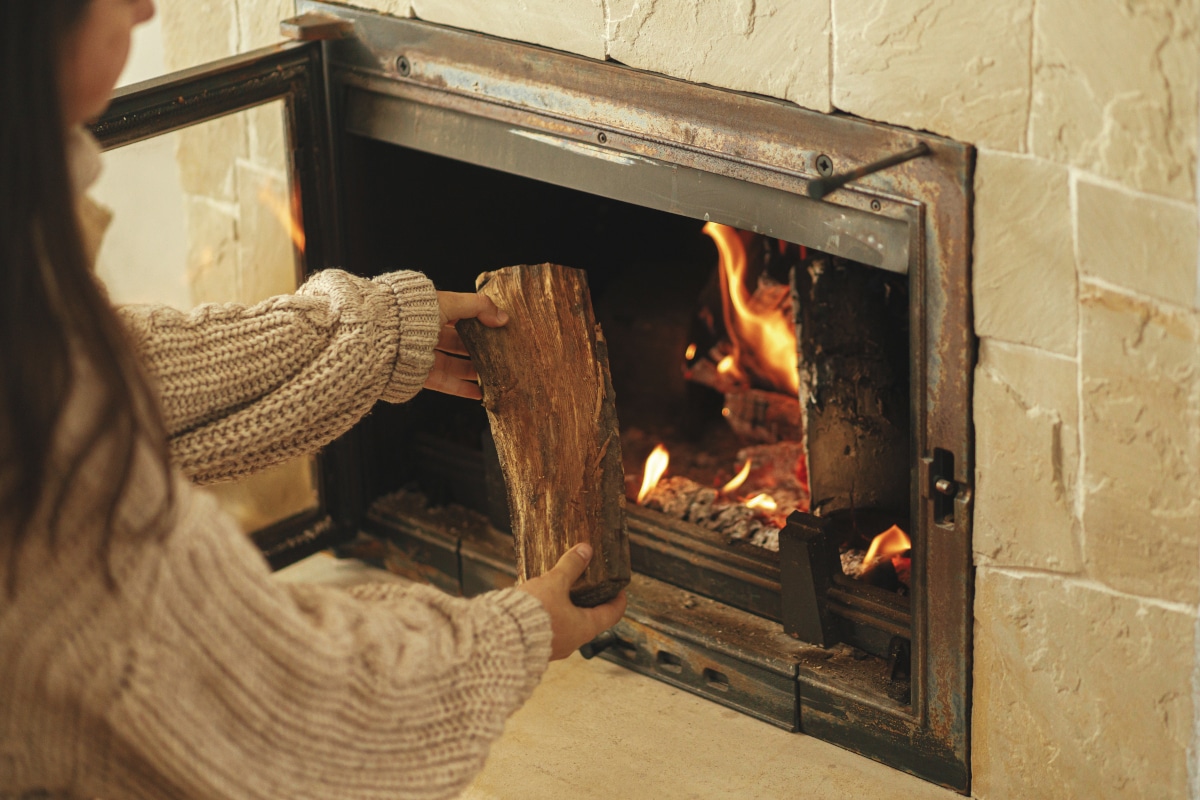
[808,142,931,200]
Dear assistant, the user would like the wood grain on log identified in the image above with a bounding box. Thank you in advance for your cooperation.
[456,264,630,606]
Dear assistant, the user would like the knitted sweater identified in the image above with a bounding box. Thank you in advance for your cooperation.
[0,130,552,799]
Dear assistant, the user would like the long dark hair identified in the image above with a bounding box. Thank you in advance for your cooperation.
[0,1,172,591]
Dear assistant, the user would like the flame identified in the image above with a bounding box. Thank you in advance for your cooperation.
[721,459,752,493]
[258,182,307,254]
[703,222,798,395]
[745,493,778,511]
[716,355,735,375]
[637,444,670,504]
[685,343,698,361]
[862,524,911,572]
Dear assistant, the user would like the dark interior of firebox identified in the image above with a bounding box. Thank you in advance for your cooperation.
[341,135,912,596]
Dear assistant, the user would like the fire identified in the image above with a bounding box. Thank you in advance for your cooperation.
[258,181,307,254]
[716,355,735,375]
[862,524,911,572]
[721,459,752,494]
[702,222,799,395]
[744,493,778,512]
[637,444,670,504]
[685,343,698,361]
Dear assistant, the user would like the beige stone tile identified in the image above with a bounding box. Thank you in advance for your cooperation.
[239,0,297,51]
[973,151,1077,354]
[972,568,1193,799]
[208,456,318,533]
[831,0,1032,151]
[246,101,288,171]
[1080,283,1200,605]
[606,0,831,113]
[974,340,1081,572]
[1031,0,1199,202]
[184,196,241,305]
[160,0,239,71]
[462,655,957,800]
[413,0,605,61]
[177,115,245,203]
[236,163,303,305]
[1076,178,1199,308]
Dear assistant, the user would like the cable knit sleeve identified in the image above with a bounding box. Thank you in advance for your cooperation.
[84,484,552,800]
[116,269,441,484]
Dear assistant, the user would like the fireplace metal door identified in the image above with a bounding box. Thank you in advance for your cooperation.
[91,39,358,567]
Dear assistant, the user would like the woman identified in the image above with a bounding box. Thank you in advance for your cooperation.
[0,1,626,797]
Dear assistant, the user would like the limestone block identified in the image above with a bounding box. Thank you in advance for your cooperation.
[1031,0,1198,202]
[973,151,1077,354]
[208,456,318,533]
[972,568,1193,799]
[238,0,297,51]
[176,114,245,203]
[606,0,831,113]
[1076,178,1199,308]
[413,0,605,61]
[831,0,1032,151]
[183,196,240,306]
[236,163,302,305]
[160,0,239,71]
[1080,284,1200,605]
[974,340,1080,572]
[246,101,288,171]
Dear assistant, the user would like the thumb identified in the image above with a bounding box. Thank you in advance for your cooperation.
[440,291,509,327]
[549,543,593,586]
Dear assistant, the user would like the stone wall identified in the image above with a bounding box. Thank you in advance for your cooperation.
[157,1,1200,796]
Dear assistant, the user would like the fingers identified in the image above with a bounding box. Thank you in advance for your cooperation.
[438,291,509,328]
[422,351,482,399]
[549,543,593,587]
[584,591,627,633]
[436,325,469,356]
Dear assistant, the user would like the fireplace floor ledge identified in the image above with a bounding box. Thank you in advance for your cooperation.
[276,553,959,799]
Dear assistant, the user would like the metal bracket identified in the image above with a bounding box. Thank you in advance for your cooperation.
[281,12,354,41]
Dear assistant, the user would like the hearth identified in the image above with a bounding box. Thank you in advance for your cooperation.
[93,3,975,792]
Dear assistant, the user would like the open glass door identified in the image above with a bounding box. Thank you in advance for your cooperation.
[90,37,357,569]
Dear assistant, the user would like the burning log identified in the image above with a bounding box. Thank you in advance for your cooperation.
[641,475,782,550]
[457,263,630,607]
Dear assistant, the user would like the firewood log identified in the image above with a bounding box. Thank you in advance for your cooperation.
[456,263,630,607]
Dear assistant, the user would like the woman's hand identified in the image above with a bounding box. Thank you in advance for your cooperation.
[517,544,628,661]
[425,291,509,399]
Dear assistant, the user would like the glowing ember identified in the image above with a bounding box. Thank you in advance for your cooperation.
[702,222,799,395]
[721,459,752,494]
[744,493,778,511]
[637,444,670,504]
[685,343,698,361]
[862,524,911,572]
[259,181,307,253]
[716,354,735,375]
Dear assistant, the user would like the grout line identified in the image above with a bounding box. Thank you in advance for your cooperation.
[980,337,1077,364]
[1024,0,1038,155]
[827,0,836,111]
[1068,167,1087,581]
[981,565,1199,617]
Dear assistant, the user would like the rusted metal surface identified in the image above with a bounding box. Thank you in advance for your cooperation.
[298,1,975,789]
[626,505,782,620]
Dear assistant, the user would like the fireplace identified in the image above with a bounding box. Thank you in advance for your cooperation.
[95,3,975,791]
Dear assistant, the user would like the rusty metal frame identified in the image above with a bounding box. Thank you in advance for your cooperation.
[306,2,973,789]
[91,42,358,568]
